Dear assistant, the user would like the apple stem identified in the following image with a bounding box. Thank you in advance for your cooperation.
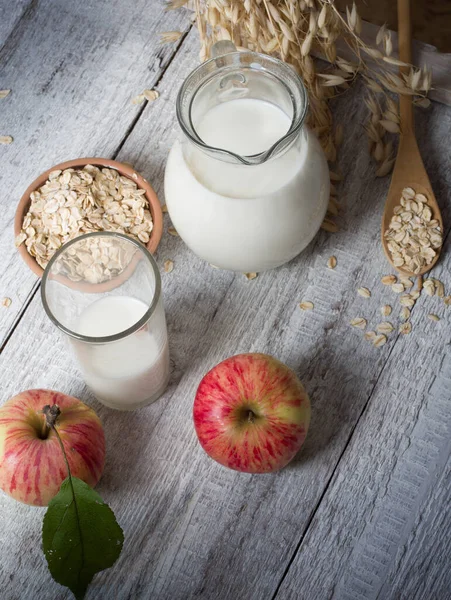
[42,404,72,479]
[41,418,49,439]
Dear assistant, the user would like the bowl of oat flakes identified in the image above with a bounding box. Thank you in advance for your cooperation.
[14,158,163,277]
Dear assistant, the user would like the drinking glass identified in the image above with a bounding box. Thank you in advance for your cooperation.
[41,232,169,410]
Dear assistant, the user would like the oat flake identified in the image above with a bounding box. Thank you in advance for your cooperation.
[327,256,337,269]
[373,334,387,348]
[350,317,367,329]
[164,259,174,273]
[299,301,314,310]
[399,322,412,334]
[357,287,371,298]
[381,305,392,317]
[400,307,411,321]
[381,275,397,285]
[377,322,394,334]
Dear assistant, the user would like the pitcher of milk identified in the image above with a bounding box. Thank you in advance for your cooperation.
[164,41,330,272]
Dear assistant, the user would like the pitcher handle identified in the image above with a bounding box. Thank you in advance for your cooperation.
[211,40,237,58]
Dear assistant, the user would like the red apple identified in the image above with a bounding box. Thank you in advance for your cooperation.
[0,389,105,506]
[193,353,310,473]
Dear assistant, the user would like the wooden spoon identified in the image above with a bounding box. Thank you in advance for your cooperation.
[381,0,443,277]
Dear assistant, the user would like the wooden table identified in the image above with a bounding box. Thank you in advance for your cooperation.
[1,2,450,599]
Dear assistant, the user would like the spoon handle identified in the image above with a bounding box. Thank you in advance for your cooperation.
[397,0,413,133]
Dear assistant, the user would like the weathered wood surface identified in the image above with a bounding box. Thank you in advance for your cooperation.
[0,0,191,348]
[0,0,31,49]
[1,3,451,600]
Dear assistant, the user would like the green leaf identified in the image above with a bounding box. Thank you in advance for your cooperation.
[42,477,124,600]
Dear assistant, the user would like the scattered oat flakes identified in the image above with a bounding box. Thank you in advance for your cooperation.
[399,294,415,308]
[428,314,440,322]
[327,256,337,269]
[400,277,414,288]
[381,305,392,317]
[364,331,377,341]
[168,227,178,236]
[299,301,314,311]
[400,307,411,321]
[434,279,445,298]
[373,334,387,348]
[0,90,11,99]
[377,322,394,334]
[16,164,154,272]
[321,219,338,233]
[2,297,12,308]
[245,272,258,280]
[423,279,435,296]
[143,89,160,102]
[410,290,420,300]
[444,296,451,306]
[131,94,145,105]
[391,283,404,293]
[161,204,168,213]
[0,135,13,144]
[384,187,442,274]
[399,321,412,334]
[357,287,371,298]
[381,275,397,285]
[164,259,174,273]
[350,317,367,329]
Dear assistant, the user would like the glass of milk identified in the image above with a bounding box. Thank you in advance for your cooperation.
[165,41,330,273]
[41,232,170,411]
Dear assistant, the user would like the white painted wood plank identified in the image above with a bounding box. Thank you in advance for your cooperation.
[275,251,451,599]
[0,0,191,346]
[2,22,451,599]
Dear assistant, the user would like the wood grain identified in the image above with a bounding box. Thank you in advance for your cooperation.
[0,0,191,348]
[276,241,451,600]
[1,14,450,600]
[0,0,32,49]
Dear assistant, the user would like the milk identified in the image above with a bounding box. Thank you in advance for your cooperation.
[72,296,169,410]
[165,98,329,272]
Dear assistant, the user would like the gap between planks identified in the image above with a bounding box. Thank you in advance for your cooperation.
[0,24,193,356]
[270,221,451,599]
[112,25,193,160]
[3,15,450,595]
[270,326,403,600]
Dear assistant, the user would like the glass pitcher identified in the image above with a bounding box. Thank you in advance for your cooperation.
[164,41,329,273]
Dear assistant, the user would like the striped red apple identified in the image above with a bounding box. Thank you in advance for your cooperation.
[193,353,310,473]
[0,389,105,506]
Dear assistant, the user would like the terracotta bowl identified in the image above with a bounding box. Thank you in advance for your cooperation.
[14,157,163,277]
